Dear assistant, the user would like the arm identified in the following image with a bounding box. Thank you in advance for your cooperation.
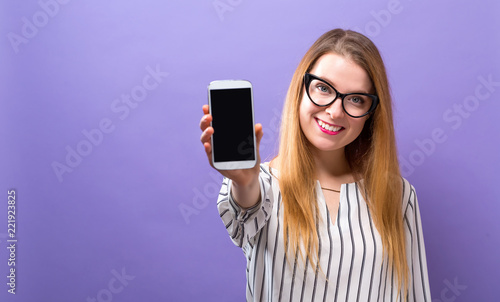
[403,182,432,301]
[199,104,263,209]
[231,174,261,209]
[217,164,274,248]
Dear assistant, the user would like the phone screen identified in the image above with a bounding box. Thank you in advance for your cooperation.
[210,88,255,163]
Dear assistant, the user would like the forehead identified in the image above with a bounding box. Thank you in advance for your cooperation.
[309,53,373,93]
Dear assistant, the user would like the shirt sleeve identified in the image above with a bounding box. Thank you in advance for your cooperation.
[217,164,274,249]
[403,181,432,301]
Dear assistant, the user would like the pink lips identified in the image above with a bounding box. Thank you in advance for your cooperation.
[315,118,344,135]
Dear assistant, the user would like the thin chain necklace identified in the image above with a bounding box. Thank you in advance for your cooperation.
[321,187,340,193]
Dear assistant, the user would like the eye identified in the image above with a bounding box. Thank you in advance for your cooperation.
[315,84,331,94]
[352,96,363,103]
[347,95,365,105]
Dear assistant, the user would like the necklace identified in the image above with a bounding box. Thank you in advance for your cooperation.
[321,187,340,193]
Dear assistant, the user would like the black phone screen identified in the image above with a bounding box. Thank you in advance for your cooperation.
[210,88,255,162]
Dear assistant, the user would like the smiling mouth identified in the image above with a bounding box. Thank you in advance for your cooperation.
[316,118,344,133]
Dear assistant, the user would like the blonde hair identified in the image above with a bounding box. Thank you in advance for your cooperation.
[272,29,408,297]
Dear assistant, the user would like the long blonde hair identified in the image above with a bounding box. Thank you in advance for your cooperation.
[273,29,408,297]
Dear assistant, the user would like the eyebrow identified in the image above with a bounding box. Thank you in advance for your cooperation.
[313,73,371,94]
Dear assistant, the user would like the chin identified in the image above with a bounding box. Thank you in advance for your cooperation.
[310,140,345,153]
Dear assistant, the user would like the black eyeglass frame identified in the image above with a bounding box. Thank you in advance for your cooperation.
[303,73,379,118]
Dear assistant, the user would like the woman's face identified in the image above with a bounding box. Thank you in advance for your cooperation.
[299,52,373,154]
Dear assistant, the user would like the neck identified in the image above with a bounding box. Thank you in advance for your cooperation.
[310,146,354,185]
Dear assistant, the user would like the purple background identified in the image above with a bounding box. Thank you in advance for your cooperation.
[1,0,499,301]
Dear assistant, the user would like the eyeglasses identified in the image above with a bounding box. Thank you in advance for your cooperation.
[304,73,379,118]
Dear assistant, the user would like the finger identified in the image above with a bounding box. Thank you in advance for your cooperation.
[203,142,212,156]
[199,114,212,131]
[204,142,215,169]
[200,127,214,144]
[203,142,215,169]
[202,104,209,114]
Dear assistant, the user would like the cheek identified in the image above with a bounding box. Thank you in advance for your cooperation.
[299,96,319,117]
[298,98,310,129]
[349,117,369,136]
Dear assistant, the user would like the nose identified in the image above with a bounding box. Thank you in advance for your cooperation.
[324,97,344,119]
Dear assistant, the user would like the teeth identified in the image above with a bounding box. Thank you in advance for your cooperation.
[318,120,342,132]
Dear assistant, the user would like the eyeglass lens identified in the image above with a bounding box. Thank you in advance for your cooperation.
[307,78,374,117]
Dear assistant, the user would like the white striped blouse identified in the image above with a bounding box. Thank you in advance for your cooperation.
[217,164,431,302]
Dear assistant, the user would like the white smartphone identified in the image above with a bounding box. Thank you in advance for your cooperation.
[208,80,257,170]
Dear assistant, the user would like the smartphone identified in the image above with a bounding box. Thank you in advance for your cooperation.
[208,80,257,170]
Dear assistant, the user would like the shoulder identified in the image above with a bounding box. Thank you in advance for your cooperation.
[261,161,272,170]
[401,177,415,196]
[261,161,279,179]
[400,177,418,217]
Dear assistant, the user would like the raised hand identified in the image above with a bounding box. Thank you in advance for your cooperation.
[199,104,264,208]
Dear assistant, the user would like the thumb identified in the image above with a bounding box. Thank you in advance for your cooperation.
[255,123,263,149]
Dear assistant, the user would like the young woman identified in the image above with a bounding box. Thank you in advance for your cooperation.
[199,29,431,301]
